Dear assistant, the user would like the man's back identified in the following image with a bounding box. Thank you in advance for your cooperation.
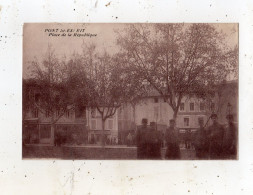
[207,122,225,159]
[136,125,149,159]
[136,126,148,145]
[207,123,224,144]
[165,127,179,144]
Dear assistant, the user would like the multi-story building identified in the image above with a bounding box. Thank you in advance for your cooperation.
[23,105,88,145]
[117,80,238,145]
[23,79,238,145]
[22,79,88,145]
[86,108,118,144]
[23,79,119,145]
[118,95,209,130]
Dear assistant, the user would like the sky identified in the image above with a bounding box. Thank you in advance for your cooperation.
[23,23,238,78]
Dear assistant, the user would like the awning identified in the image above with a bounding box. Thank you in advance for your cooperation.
[23,118,39,124]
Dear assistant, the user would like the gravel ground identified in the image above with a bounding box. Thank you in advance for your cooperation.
[23,145,197,160]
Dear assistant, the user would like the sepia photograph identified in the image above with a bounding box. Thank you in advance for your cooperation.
[22,23,238,160]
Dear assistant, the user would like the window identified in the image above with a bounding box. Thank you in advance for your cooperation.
[65,110,70,118]
[33,109,38,118]
[91,120,96,130]
[108,120,113,130]
[184,117,189,127]
[180,103,185,111]
[109,108,114,118]
[118,107,123,119]
[200,102,205,111]
[75,106,86,118]
[91,108,96,118]
[34,93,40,103]
[198,117,204,125]
[190,103,194,111]
[154,97,158,103]
[45,110,50,118]
[40,125,51,139]
[56,110,60,117]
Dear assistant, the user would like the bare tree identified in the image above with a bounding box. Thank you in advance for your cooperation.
[28,45,83,144]
[117,24,238,120]
[115,52,149,128]
[80,46,126,146]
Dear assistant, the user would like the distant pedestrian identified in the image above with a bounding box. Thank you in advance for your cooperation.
[165,119,180,159]
[185,129,191,149]
[207,114,224,159]
[146,122,162,159]
[194,118,208,159]
[54,130,61,146]
[222,114,237,158]
[136,118,149,159]
[127,132,133,146]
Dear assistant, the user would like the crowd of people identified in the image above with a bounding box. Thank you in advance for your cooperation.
[135,113,238,160]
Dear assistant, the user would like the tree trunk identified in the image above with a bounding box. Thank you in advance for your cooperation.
[102,119,106,147]
[173,109,178,123]
[50,116,55,146]
[50,123,55,146]
[132,104,136,130]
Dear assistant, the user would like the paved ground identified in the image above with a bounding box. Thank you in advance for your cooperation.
[23,145,197,160]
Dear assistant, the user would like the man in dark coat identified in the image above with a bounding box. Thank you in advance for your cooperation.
[145,122,162,159]
[136,118,149,159]
[194,118,208,159]
[222,114,237,159]
[165,119,180,159]
[207,114,225,159]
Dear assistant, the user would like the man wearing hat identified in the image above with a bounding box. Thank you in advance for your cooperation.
[222,114,237,159]
[207,113,225,159]
[165,119,180,159]
[136,118,149,159]
[145,122,162,159]
[194,118,208,159]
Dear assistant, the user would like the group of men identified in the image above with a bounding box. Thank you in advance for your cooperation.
[136,118,181,160]
[194,113,237,159]
[135,113,237,160]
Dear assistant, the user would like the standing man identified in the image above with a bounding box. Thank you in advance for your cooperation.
[136,118,148,159]
[194,118,208,159]
[207,114,225,159]
[165,119,180,159]
[127,132,133,146]
[222,114,237,159]
[146,122,162,159]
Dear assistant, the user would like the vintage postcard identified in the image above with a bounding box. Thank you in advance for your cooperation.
[1,0,253,194]
[22,23,238,160]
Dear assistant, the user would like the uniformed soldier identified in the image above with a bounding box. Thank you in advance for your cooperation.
[207,114,225,159]
[145,122,162,159]
[194,118,208,159]
[222,114,237,159]
[165,119,180,159]
[136,118,149,159]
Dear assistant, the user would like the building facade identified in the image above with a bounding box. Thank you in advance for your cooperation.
[23,105,88,145]
[23,79,238,145]
[86,108,118,144]
[117,80,238,145]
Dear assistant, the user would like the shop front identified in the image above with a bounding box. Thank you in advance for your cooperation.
[23,119,39,144]
[88,130,117,145]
